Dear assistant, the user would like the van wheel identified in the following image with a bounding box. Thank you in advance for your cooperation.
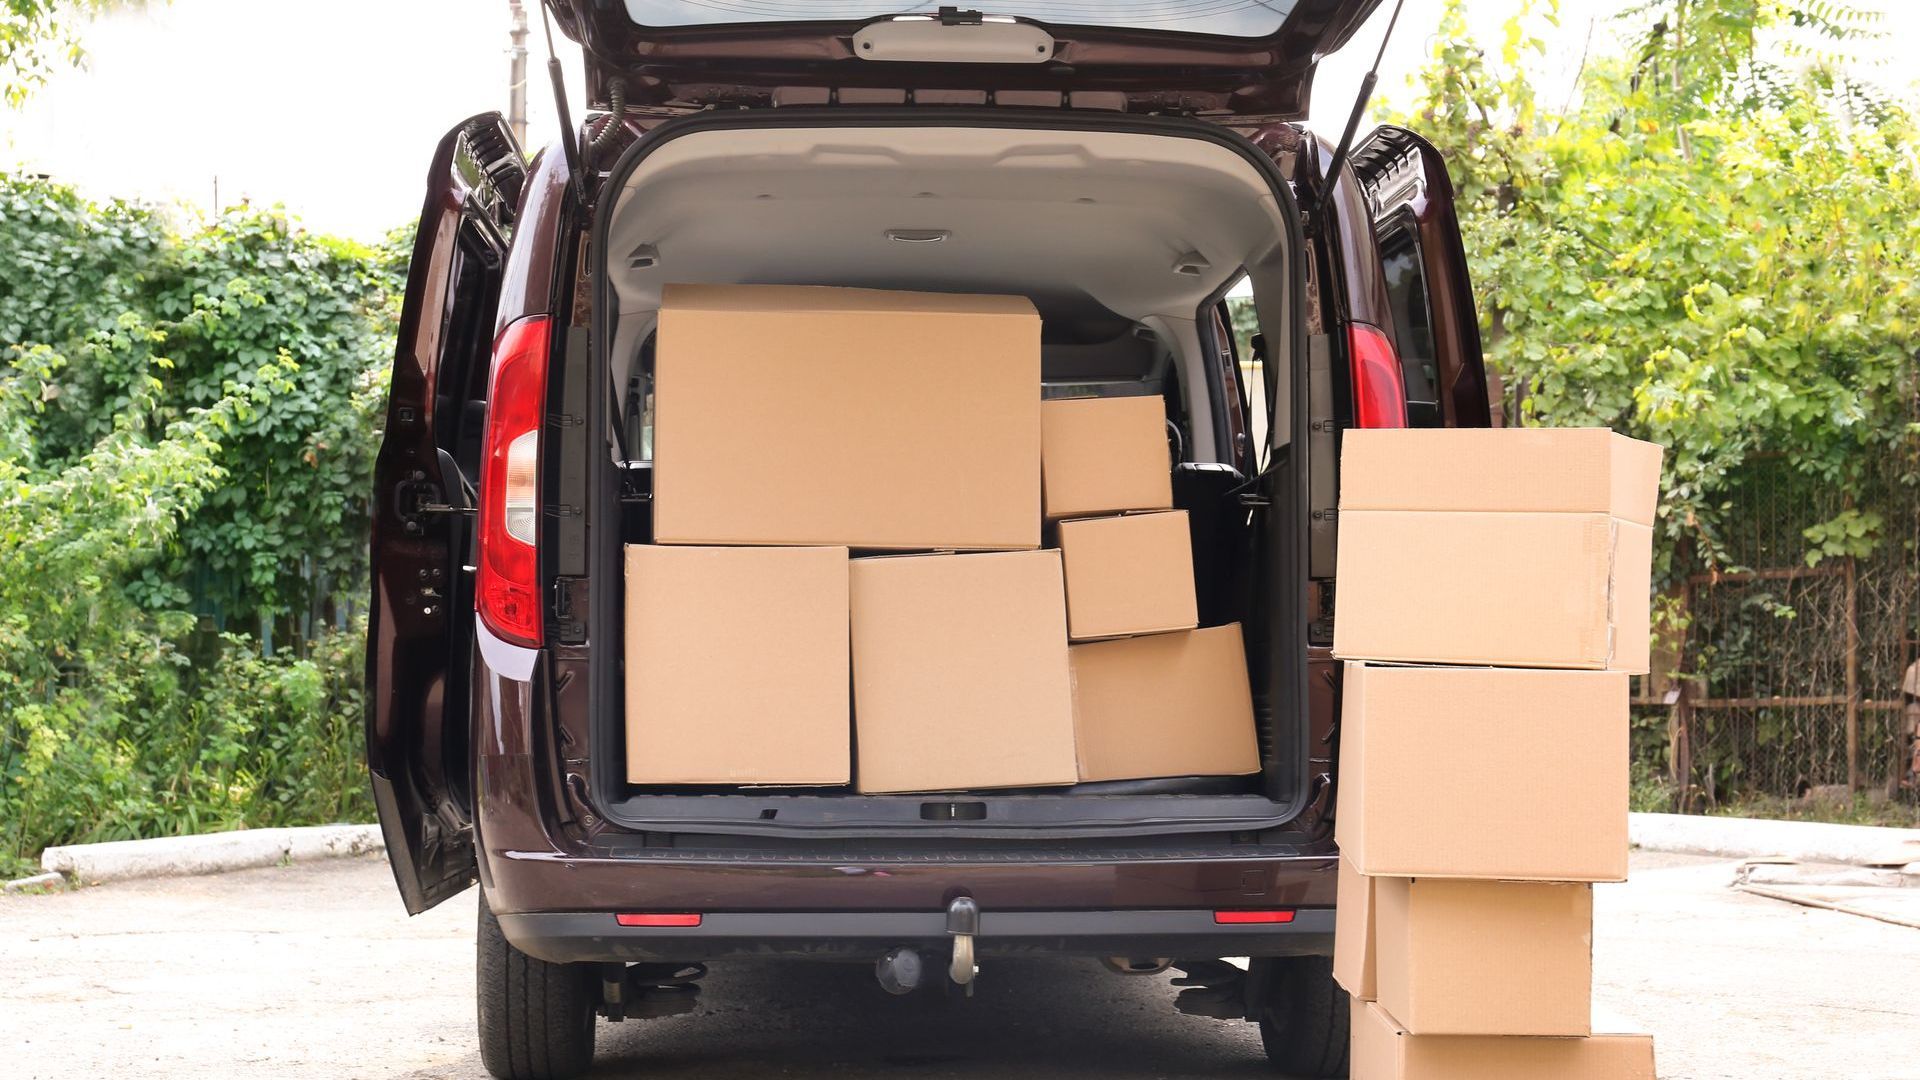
[1252,956,1349,1078]
[477,892,598,1080]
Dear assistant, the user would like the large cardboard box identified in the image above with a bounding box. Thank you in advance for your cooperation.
[1352,1002,1656,1080]
[1068,624,1260,782]
[1332,855,1377,1001]
[1333,428,1662,672]
[1057,511,1198,641]
[653,284,1041,550]
[624,545,849,785]
[1041,395,1173,519]
[1375,877,1593,1036]
[850,551,1077,793]
[1336,663,1630,881]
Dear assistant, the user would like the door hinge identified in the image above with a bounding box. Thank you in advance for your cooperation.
[396,472,473,534]
[552,576,588,644]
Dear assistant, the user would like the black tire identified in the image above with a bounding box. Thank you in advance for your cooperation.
[477,892,599,1080]
[1253,956,1350,1078]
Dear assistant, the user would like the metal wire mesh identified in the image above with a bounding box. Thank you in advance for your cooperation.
[1651,400,1920,803]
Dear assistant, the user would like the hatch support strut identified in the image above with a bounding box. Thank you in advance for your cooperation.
[1314,0,1409,214]
[539,1,586,204]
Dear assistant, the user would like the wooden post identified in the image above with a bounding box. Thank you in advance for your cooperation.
[1844,556,1861,792]
[1669,576,1695,813]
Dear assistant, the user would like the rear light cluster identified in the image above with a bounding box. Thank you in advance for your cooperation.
[1346,322,1408,429]
[477,315,552,648]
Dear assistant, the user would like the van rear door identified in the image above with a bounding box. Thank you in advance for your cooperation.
[549,0,1382,118]
[367,114,525,915]
[1348,124,1493,428]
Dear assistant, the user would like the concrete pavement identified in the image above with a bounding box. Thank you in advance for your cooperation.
[2,852,1916,1079]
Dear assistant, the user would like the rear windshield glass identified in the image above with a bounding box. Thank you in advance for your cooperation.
[621,2,1299,37]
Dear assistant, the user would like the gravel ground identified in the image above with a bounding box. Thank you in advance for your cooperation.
[2,851,1916,1079]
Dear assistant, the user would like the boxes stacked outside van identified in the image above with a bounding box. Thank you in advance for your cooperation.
[1330,428,1663,1079]
[622,283,1261,795]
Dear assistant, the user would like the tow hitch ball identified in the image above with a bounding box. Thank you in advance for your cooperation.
[946,895,980,994]
[873,896,981,996]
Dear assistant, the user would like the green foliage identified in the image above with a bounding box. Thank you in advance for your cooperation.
[1801,507,1881,566]
[1708,789,1920,827]
[1628,757,1680,813]
[0,173,395,864]
[1395,0,1920,577]
[0,1,134,108]
[1,173,402,633]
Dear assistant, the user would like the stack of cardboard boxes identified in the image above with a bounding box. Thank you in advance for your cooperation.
[623,283,1259,793]
[1047,396,1261,784]
[1330,428,1663,1079]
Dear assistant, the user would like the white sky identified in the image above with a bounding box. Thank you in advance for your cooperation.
[0,0,1910,241]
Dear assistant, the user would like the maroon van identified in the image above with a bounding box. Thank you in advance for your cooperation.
[366,3,1493,1077]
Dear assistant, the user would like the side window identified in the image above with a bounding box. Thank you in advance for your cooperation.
[1225,289,1269,462]
[1377,221,1445,428]
[624,333,655,462]
[434,231,505,496]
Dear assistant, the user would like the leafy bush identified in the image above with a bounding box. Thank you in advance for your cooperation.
[0,1,116,108]
[0,174,396,866]
[2,176,402,634]
[1395,0,1920,578]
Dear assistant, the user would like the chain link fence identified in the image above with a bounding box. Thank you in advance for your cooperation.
[1635,419,1920,806]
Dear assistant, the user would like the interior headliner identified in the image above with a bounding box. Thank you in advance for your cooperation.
[606,126,1286,323]
[601,124,1298,460]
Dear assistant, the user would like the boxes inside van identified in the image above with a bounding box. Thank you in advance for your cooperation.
[609,270,1289,817]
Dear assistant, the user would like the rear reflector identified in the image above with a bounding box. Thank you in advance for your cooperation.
[1213,909,1296,924]
[615,913,702,927]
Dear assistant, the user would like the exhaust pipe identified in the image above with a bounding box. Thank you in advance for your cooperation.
[1101,957,1173,976]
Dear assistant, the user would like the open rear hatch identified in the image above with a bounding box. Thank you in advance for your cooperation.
[548,0,1382,117]
[582,109,1316,841]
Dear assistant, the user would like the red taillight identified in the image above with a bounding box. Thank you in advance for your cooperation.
[476,315,551,647]
[1214,909,1297,924]
[615,913,703,927]
[1347,323,1408,429]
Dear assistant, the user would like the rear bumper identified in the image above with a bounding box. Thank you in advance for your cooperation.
[470,646,1339,962]
[499,907,1334,965]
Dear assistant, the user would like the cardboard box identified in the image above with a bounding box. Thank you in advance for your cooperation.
[1333,427,1662,673]
[1068,624,1260,782]
[1057,511,1198,641]
[1041,395,1173,519]
[624,545,849,785]
[1332,855,1377,1001]
[1335,663,1630,881]
[653,284,1041,550]
[1338,428,1661,524]
[1352,1002,1656,1080]
[849,551,1077,793]
[1375,877,1593,1036]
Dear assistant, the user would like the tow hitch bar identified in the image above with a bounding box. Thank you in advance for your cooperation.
[946,895,980,994]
